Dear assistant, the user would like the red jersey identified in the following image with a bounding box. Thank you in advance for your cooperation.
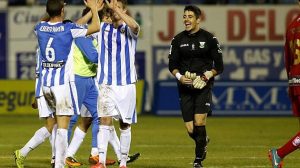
[285,15,300,95]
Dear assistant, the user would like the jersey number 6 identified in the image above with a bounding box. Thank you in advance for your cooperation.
[46,37,56,62]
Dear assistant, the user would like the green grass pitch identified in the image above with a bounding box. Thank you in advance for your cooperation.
[1,115,300,167]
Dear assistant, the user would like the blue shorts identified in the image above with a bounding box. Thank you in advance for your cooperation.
[75,75,98,119]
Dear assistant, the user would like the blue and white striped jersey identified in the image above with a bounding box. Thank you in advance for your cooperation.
[95,22,138,85]
[35,48,43,98]
[35,21,87,86]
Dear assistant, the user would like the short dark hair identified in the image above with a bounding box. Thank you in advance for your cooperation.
[184,5,201,19]
[99,7,112,20]
[46,0,64,17]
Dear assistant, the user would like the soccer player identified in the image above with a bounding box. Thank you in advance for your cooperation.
[91,0,140,168]
[33,0,101,167]
[66,7,140,167]
[168,5,223,168]
[65,8,116,167]
[268,1,300,168]
[14,48,57,168]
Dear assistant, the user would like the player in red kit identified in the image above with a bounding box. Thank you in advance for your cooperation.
[268,1,300,168]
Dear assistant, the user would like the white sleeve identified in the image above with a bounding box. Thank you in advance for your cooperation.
[128,25,139,39]
[71,29,88,38]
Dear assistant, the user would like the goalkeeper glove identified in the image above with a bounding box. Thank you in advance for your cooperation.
[185,71,197,80]
[193,76,207,89]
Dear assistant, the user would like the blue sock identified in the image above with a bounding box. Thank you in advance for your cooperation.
[91,117,99,148]
[68,115,78,142]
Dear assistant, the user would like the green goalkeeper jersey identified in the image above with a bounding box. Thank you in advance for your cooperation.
[73,37,98,77]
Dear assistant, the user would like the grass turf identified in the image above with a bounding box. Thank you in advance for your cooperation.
[1,115,300,167]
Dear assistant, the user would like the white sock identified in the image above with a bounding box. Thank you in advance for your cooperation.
[49,124,57,158]
[91,147,98,156]
[66,127,86,157]
[97,125,111,164]
[20,127,51,157]
[119,127,131,167]
[55,128,68,168]
[108,126,121,161]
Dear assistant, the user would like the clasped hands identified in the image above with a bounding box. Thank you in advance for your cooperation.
[184,71,213,89]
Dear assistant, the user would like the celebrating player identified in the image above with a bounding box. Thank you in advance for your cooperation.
[65,7,139,167]
[168,5,223,168]
[32,0,101,167]
[91,0,140,168]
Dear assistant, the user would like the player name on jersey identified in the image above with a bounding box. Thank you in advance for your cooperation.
[39,25,65,32]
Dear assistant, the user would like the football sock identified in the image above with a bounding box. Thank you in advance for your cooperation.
[98,125,111,164]
[20,127,51,157]
[49,124,57,158]
[120,127,131,167]
[193,126,207,161]
[109,126,121,161]
[91,118,98,151]
[67,127,86,157]
[68,115,78,142]
[55,128,68,168]
[277,131,300,159]
[91,147,98,156]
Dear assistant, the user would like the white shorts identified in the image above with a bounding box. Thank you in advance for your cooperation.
[97,84,137,124]
[42,82,79,116]
[37,96,54,118]
[80,105,92,117]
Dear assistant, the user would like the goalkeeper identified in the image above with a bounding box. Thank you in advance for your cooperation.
[168,5,223,168]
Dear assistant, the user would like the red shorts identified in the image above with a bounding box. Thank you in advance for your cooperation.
[291,95,300,117]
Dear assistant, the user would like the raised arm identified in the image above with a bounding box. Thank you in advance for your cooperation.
[106,0,139,35]
[76,0,104,24]
[83,0,102,35]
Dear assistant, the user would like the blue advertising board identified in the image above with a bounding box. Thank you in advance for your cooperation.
[153,81,292,116]
[135,51,145,80]
[0,11,6,78]
[16,52,36,79]
[152,45,285,82]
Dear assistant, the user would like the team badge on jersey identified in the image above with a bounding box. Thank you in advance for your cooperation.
[120,28,126,34]
[199,42,205,48]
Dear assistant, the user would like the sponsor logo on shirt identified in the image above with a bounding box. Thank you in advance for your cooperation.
[42,62,65,68]
[180,44,189,47]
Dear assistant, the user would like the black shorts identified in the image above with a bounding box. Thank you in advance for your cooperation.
[178,84,212,122]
